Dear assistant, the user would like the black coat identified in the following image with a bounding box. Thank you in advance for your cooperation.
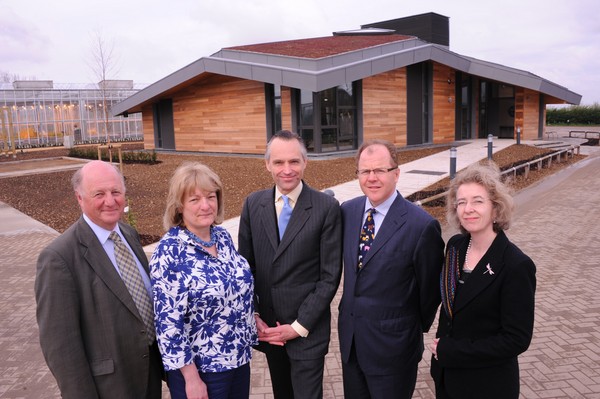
[431,231,536,399]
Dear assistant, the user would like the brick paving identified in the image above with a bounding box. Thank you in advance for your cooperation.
[1,143,600,398]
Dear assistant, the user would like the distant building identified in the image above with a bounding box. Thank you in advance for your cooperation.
[112,12,581,155]
[0,80,144,148]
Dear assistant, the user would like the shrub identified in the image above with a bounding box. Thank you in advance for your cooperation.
[547,103,600,125]
[68,147,159,164]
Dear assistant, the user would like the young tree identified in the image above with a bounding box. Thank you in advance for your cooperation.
[87,31,120,147]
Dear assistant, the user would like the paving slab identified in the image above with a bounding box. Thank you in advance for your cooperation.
[1,137,599,398]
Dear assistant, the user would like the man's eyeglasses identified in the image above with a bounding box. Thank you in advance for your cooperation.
[356,167,397,177]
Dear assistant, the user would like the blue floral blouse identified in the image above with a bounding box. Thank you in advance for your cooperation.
[150,226,257,372]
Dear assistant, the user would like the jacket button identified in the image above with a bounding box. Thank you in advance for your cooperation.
[142,354,148,359]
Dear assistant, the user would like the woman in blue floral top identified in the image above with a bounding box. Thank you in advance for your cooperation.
[150,162,257,399]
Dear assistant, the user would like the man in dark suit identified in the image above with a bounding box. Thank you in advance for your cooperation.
[238,130,342,399]
[35,160,163,398]
[338,139,444,399]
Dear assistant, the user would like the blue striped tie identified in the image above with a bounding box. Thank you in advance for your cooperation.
[278,195,293,240]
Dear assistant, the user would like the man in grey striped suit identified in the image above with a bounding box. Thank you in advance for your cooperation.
[238,130,342,399]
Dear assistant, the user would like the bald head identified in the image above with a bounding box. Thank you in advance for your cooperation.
[72,161,125,195]
[73,161,127,230]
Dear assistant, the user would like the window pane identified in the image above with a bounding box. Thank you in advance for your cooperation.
[321,128,337,153]
[301,129,313,152]
[337,83,353,106]
[321,88,336,126]
[339,110,354,139]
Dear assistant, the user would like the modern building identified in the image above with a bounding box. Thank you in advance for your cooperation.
[0,80,144,148]
[112,12,581,155]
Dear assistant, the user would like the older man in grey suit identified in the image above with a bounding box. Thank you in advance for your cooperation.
[238,130,342,399]
[35,160,163,398]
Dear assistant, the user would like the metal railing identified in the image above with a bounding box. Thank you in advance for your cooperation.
[414,144,581,207]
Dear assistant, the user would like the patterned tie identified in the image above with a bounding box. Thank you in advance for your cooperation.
[109,231,155,344]
[278,195,293,240]
[358,208,376,269]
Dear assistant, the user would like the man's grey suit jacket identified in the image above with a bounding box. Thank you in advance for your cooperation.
[35,217,162,399]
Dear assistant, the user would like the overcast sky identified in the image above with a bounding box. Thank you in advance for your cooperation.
[2,0,599,104]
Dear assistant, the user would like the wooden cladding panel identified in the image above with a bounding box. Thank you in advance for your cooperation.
[281,87,293,131]
[142,107,155,149]
[362,69,407,146]
[522,89,540,140]
[514,88,524,137]
[172,77,267,154]
[432,63,456,143]
[514,88,540,140]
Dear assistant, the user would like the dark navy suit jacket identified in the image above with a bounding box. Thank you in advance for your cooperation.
[338,192,444,375]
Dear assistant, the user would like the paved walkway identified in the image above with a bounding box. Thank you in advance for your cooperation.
[1,136,599,398]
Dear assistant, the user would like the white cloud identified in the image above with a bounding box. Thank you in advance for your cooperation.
[1,0,598,104]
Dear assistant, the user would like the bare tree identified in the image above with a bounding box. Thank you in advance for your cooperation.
[87,31,120,146]
[0,71,37,83]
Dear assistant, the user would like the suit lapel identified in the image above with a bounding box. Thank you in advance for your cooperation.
[453,231,509,313]
[360,194,408,269]
[346,198,366,272]
[258,188,280,253]
[76,218,144,323]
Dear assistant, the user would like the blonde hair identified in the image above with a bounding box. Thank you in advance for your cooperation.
[163,162,224,231]
[446,161,514,234]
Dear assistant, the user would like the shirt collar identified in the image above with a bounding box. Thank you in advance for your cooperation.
[364,190,398,217]
[275,181,303,204]
[83,214,122,244]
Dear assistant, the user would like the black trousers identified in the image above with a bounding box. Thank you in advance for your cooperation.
[264,345,325,399]
[342,341,417,399]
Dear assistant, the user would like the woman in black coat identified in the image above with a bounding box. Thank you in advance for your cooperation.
[429,162,536,399]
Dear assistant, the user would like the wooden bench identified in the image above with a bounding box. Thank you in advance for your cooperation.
[569,130,600,139]
[545,131,557,139]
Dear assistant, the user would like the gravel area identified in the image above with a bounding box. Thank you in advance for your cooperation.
[0,142,586,245]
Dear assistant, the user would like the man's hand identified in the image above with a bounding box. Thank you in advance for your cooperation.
[261,322,300,345]
[255,316,299,346]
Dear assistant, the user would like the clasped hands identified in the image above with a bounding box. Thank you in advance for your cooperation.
[254,315,300,346]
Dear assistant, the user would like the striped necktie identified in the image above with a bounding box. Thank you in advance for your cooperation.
[109,231,155,344]
[278,195,293,240]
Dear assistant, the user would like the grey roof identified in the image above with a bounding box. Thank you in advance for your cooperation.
[112,39,581,116]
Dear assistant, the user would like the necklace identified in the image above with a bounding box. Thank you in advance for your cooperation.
[186,227,217,247]
[464,238,473,270]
